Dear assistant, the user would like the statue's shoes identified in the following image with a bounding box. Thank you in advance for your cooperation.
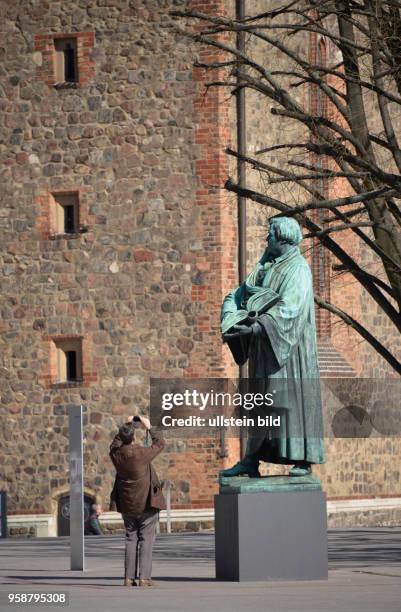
[289,464,312,477]
[220,460,260,478]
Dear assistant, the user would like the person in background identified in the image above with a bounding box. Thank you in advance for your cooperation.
[109,415,165,587]
[85,504,103,536]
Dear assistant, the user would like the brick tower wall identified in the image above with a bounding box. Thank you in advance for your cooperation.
[0,0,238,516]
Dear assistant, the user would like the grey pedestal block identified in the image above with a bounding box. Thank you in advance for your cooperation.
[215,490,328,581]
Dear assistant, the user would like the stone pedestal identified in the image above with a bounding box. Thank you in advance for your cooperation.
[215,476,328,582]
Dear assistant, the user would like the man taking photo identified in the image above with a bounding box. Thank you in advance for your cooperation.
[109,415,165,587]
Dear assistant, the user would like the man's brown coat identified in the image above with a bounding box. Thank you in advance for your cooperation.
[109,427,166,515]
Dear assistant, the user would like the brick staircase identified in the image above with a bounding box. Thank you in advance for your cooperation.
[317,339,356,378]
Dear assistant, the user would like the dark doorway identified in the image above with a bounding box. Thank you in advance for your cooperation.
[57,494,94,536]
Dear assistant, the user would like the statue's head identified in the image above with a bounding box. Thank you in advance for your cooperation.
[266,217,303,257]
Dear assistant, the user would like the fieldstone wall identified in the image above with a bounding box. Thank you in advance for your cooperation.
[0,0,238,517]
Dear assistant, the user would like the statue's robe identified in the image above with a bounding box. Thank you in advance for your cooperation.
[221,246,325,465]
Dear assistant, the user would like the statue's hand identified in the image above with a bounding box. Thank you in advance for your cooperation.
[223,322,262,340]
[233,324,253,336]
[223,324,252,340]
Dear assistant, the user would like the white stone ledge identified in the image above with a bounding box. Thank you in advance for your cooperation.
[327,497,401,513]
[6,498,401,536]
[100,508,215,525]
[102,498,401,524]
[7,514,56,537]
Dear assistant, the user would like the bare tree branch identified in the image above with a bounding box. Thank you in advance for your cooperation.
[225,177,401,330]
[173,2,401,372]
[274,186,398,215]
[315,295,401,375]
[173,10,351,120]
[323,206,367,222]
[367,1,401,174]
[304,221,380,237]
[227,148,401,275]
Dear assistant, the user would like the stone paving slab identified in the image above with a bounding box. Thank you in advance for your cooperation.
[0,529,400,612]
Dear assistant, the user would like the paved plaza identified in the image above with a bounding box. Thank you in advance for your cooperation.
[0,529,400,612]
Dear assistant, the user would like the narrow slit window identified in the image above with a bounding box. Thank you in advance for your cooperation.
[54,38,78,83]
[53,192,79,235]
[64,204,75,234]
[54,339,83,384]
[65,350,77,381]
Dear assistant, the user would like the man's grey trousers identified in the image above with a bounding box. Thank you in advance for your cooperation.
[122,509,159,580]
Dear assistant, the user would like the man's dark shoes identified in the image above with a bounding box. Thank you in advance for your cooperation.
[138,578,154,587]
[124,578,137,587]
[220,457,260,478]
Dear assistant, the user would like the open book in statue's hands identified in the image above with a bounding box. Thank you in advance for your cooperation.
[221,287,280,337]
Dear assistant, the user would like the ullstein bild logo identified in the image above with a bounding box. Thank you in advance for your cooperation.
[160,413,281,429]
[149,378,401,438]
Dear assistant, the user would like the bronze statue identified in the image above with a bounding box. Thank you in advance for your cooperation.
[221,217,325,478]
